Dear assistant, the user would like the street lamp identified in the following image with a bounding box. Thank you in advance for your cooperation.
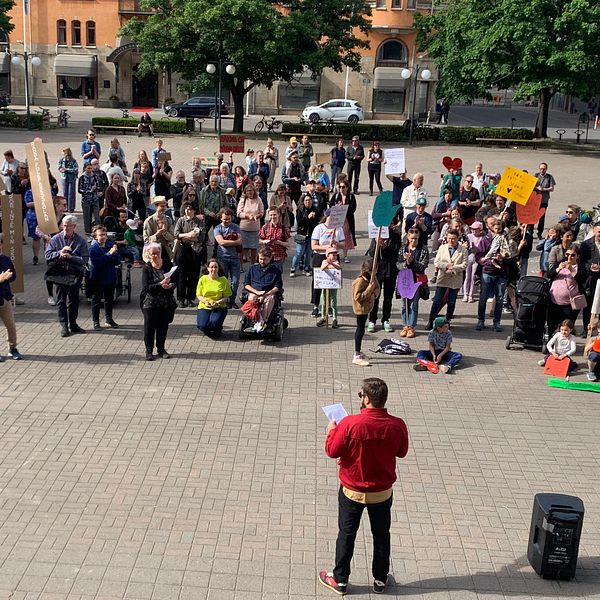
[10,52,41,130]
[206,60,236,136]
[401,65,431,145]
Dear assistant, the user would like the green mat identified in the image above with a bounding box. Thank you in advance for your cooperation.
[548,378,600,392]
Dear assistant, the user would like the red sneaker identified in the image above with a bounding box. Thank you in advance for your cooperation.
[318,571,347,595]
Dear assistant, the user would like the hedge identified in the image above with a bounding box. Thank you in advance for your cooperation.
[91,117,187,134]
[280,121,533,144]
[0,111,44,129]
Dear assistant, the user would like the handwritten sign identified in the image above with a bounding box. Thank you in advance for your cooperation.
[156,152,172,163]
[0,194,24,293]
[384,148,406,176]
[25,138,58,236]
[328,204,348,229]
[544,355,570,378]
[220,134,245,154]
[495,166,538,206]
[314,268,342,290]
[195,156,218,169]
[516,192,545,225]
[395,268,421,300]
[367,210,389,239]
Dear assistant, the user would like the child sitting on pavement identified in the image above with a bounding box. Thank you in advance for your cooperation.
[538,319,577,372]
[414,317,462,374]
[317,247,341,329]
[583,321,600,381]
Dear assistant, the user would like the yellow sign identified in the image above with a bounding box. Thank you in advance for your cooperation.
[494,166,538,206]
[25,138,59,235]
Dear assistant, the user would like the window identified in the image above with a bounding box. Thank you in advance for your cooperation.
[377,40,407,64]
[57,20,67,45]
[407,0,416,7]
[72,20,81,46]
[86,21,96,46]
[391,0,401,7]
[376,0,386,7]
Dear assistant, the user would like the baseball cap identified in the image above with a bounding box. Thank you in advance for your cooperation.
[433,317,448,329]
[416,197,427,206]
[470,221,483,230]
[126,219,138,230]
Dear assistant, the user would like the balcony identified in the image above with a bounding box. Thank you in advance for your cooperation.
[118,0,154,15]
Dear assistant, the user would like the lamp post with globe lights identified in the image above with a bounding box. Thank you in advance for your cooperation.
[400,65,431,145]
[206,61,236,136]
[10,52,41,130]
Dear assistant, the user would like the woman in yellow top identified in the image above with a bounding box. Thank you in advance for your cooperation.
[196,259,232,338]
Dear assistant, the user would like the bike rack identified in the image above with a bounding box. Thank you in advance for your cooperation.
[574,129,584,144]
[555,128,566,141]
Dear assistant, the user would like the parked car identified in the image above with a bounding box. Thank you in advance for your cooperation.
[301,99,364,124]
[0,93,10,110]
[163,96,229,118]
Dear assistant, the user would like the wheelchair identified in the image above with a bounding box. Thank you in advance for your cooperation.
[238,291,289,342]
[114,260,133,303]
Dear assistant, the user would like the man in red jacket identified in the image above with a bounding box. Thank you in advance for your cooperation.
[319,377,409,595]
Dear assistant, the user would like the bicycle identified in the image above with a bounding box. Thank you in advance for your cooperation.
[57,107,70,127]
[120,108,130,119]
[254,115,282,134]
[37,107,51,126]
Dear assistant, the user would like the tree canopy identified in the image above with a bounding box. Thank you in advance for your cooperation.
[0,0,16,37]
[122,0,372,132]
[414,0,600,137]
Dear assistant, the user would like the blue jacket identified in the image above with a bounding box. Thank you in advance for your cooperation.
[0,254,16,305]
[89,240,121,285]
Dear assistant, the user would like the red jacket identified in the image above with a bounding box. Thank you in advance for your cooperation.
[325,408,409,493]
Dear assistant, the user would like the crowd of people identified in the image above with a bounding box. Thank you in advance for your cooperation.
[2,130,599,378]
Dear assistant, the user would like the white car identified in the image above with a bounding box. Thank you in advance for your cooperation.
[301,99,364,124]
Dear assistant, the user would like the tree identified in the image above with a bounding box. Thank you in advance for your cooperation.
[122,0,372,132]
[0,0,16,37]
[414,0,600,137]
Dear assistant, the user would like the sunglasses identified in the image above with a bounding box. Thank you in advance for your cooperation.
[566,253,577,257]
[357,390,364,399]
[565,211,574,214]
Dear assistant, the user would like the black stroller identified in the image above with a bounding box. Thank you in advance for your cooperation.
[505,276,550,351]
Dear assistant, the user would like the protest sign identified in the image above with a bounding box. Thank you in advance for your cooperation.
[395,268,421,300]
[371,191,396,227]
[495,166,538,205]
[384,148,405,176]
[313,268,342,290]
[544,355,570,378]
[25,138,58,236]
[367,211,389,239]
[516,192,545,225]
[0,194,24,293]
[220,134,245,153]
[321,403,348,423]
[328,204,348,229]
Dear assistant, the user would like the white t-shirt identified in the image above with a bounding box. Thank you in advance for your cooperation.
[311,223,345,247]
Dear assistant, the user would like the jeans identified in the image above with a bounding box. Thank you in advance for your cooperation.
[219,253,240,301]
[333,486,392,585]
[400,294,421,328]
[477,274,507,324]
[416,349,463,369]
[91,282,116,323]
[331,165,343,188]
[355,314,369,353]
[63,178,77,212]
[54,283,81,328]
[196,308,228,337]
[82,200,100,235]
[291,238,311,272]
[428,286,459,324]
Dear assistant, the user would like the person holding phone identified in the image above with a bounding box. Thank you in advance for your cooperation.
[80,129,101,166]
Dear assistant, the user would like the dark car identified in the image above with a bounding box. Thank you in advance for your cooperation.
[163,96,228,118]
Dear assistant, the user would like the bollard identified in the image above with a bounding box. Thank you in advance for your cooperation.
[574,129,584,144]
[555,128,566,141]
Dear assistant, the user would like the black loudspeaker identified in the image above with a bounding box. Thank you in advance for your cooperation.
[527,493,584,580]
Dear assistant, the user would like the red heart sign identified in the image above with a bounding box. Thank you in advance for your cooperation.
[516,192,546,225]
[451,158,463,170]
[442,156,453,170]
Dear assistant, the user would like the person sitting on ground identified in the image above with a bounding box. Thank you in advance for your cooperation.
[196,259,231,338]
[584,320,600,382]
[243,247,283,332]
[317,247,341,329]
[538,319,577,372]
[138,112,154,137]
[414,317,462,374]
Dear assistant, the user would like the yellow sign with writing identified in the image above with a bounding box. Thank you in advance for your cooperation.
[495,166,538,206]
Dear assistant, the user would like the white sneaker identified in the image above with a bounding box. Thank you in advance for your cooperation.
[367,321,376,333]
[439,364,451,374]
[47,296,56,306]
[587,372,597,382]
[352,353,370,367]
[537,359,546,367]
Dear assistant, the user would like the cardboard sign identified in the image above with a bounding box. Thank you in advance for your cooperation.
[195,156,218,169]
[384,148,406,176]
[372,191,396,227]
[544,355,570,378]
[157,152,172,162]
[395,268,421,300]
[315,152,330,166]
[220,134,245,154]
[25,138,58,236]
[367,210,389,239]
[495,166,538,206]
[0,194,24,293]
[313,268,342,290]
[328,204,348,229]
[516,192,546,225]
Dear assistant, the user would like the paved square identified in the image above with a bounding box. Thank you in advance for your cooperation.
[1,124,599,599]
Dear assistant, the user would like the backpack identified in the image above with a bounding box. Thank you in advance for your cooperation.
[374,338,412,355]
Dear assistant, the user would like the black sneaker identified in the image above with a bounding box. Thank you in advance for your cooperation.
[32,256,39,265]
[316,318,326,327]
[9,347,23,360]
[105,320,119,329]
[311,306,319,317]
[373,576,388,594]
[70,324,86,334]
[93,322,102,331]
[318,571,347,596]
[145,352,154,361]
[60,327,70,338]
[158,351,171,359]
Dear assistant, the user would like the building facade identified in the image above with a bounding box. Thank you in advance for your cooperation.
[1,0,436,117]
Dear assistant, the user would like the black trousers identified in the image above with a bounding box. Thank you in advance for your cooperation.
[355,314,369,353]
[347,162,362,193]
[333,486,392,584]
[177,245,204,302]
[369,272,397,324]
[537,207,548,238]
[91,282,116,323]
[143,307,170,353]
[54,283,81,328]
[368,165,383,194]
[310,253,325,306]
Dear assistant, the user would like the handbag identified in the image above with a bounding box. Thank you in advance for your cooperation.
[416,273,429,300]
[241,298,261,321]
[294,233,307,244]
[44,260,83,287]
[570,294,587,310]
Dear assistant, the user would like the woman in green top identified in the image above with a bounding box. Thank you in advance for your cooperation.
[196,258,231,338]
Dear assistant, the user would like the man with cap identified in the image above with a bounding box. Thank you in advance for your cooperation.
[346,135,365,194]
[143,196,175,260]
[403,196,433,240]
[319,377,409,596]
[414,317,462,374]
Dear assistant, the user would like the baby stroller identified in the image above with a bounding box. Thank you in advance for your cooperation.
[505,275,550,352]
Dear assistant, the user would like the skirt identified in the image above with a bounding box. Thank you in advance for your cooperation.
[342,220,355,251]
[240,229,259,250]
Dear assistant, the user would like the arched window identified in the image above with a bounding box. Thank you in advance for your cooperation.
[376,40,407,65]
[373,39,410,114]
[72,20,81,46]
[86,21,96,46]
[57,20,67,45]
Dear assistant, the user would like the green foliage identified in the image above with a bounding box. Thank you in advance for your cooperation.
[415,0,600,136]
[439,127,534,144]
[91,117,187,134]
[121,0,372,131]
[0,111,43,129]
[0,0,16,35]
